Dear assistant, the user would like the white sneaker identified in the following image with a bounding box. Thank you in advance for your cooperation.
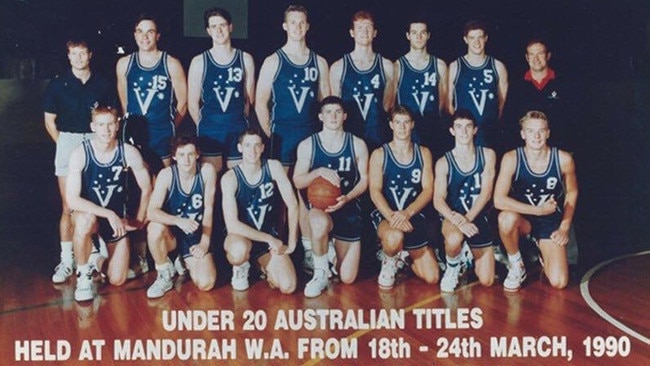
[304,268,330,298]
[504,260,527,292]
[378,256,398,289]
[146,266,174,299]
[440,263,461,293]
[231,262,251,291]
[52,262,74,283]
[174,256,187,276]
[74,270,94,302]
[127,255,149,280]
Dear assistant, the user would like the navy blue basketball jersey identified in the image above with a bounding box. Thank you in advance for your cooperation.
[452,56,500,142]
[125,52,175,128]
[81,141,127,215]
[397,56,441,120]
[512,147,565,215]
[164,164,205,223]
[233,160,278,233]
[199,49,247,126]
[309,132,360,197]
[270,49,321,127]
[339,53,387,146]
[380,143,424,211]
[445,146,487,214]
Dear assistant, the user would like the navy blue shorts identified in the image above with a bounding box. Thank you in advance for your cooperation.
[147,123,174,160]
[171,226,203,259]
[329,200,362,242]
[270,124,314,166]
[97,217,128,244]
[440,213,493,248]
[525,213,562,241]
[197,118,247,159]
[371,210,430,250]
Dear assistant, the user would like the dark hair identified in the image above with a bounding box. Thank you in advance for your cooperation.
[204,7,232,28]
[463,20,488,37]
[451,109,476,126]
[406,19,429,33]
[526,38,550,53]
[350,10,375,30]
[319,96,345,113]
[238,127,267,145]
[284,5,309,22]
[170,135,200,157]
[66,39,91,53]
[134,14,158,31]
[390,105,414,121]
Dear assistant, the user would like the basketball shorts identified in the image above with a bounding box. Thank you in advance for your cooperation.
[525,212,562,241]
[270,123,314,166]
[170,225,204,259]
[147,121,175,160]
[197,117,248,160]
[330,199,362,242]
[440,213,493,249]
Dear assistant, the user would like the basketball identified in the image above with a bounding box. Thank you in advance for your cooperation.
[307,177,341,210]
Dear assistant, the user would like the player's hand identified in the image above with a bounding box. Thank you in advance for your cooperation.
[450,212,468,227]
[325,194,349,213]
[458,221,479,237]
[126,217,145,231]
[537,197,558,216]
[317,168,341,187]
[389,211,414,232]
[267,238,285,255]
[176,217,200,234]
[189,242,209,258]
[550,228,569,247]
[107,211,127,238]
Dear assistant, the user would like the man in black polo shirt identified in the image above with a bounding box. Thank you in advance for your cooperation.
[44,39,114,284]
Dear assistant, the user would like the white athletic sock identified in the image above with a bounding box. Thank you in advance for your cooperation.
[507,251,522,264]
[61,241,73,265]
[77,263,90,276]
[313,253,328,271]
[446,254,461,266]
[155,261,172,272]
[302,237,312,251]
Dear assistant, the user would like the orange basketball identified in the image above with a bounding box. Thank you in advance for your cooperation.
[307,177,341,210]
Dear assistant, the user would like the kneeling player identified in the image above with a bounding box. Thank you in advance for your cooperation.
[67,106,152,302]
[370,106,439,289]
[146,136,217,298]
[494,111,578,291]
[293,96,369,298]
[221,129,298,294]
[433,110,497,292]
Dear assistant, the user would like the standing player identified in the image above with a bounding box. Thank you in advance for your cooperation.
[66,106,151,302]
[187,7,255,173]
[494,111,578,291]
[146,136,217,298]
[221,129,299,294]
[433,110,497,292]
[448,20,508,149]
[330,10,395,152]
[44,39,114,284]
[116,14,187,167]
[395,20,449,159]
[255,4,330,271]
[293,96,369,297]
[369,106,438,289]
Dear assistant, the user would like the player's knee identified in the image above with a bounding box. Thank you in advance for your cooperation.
[548,274,568,289]
[147,222,167,244]
[309,215,330,238]
[339,271,358,285]
[419,267,439,284]
[74,213,96,235]
[194,274,216,292]
[445,231,465,251]
[381,229,403,253]
[277,277,297,295]
[478,273,495,287]
[108,273,127,287]
[498,211,519,232]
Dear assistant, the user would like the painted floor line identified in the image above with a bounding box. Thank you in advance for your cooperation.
[580,250,650,345]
